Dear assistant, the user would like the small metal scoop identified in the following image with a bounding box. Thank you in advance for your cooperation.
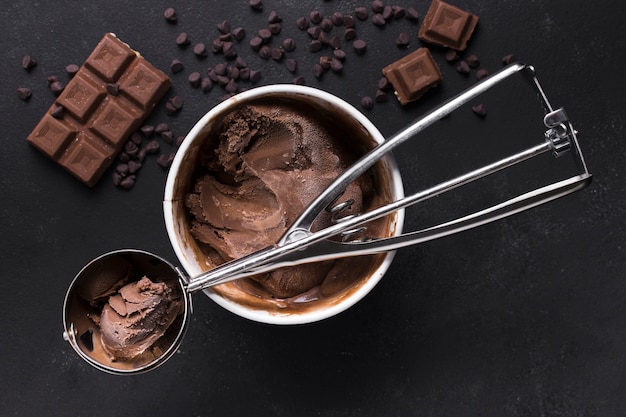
[63,63,591,374]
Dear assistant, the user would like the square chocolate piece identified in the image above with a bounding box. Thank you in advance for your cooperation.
[382,48,442,105]
[418,0,479,51]
[27,33,170,186]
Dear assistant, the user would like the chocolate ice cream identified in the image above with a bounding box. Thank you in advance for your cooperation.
[184,101,390,305]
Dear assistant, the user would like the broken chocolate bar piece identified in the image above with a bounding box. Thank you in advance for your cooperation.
[27,33,171,187]
[418,0,478,51]
[382,47,442,105]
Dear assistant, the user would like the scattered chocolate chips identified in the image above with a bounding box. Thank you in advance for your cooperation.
[292,76,306,85]
[445,49,459,62]
[163,7,177,23]
[502,54,517,65]
[157,153,175,169]
[249,0,263,10]
[355,7,369,20]
[282,38,296,52]
[476,68,490,80]
[193,43,208,58]
[361,96,374,110]
[16,87,31,101]
[466,54,480,68]
[353,39,367,55]
[188,71,201,87]
[375,89,388,103]
[176,32,190,47]
[50,104,64,118]
[217,20,231,34]
[119,175,137,189]
[165,95,184,115]
[456,60,471,75]
[233,27,246,41]
[372,13,386,27]
[49,80,65,95]
[65,64,80,77]
[22,54,37,70]
[371,0,384,13]
[396,32,410,48]
[268,10,282,24]
[310,10,323,24]
[170,59,184,73]
[406,7,419,22]
[285,58,298,73]
[472,103,487,117]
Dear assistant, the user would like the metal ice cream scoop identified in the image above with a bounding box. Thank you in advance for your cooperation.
[63,63,591,374]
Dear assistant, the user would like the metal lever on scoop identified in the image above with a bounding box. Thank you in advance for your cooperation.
[185,63,591,293]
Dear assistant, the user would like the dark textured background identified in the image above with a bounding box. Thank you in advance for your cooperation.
[1,1,624,416]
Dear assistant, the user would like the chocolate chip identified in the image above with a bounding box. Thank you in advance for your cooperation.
[225,78,238,93]
[131,132,143,145]
[396,32,410,47]
[320,18,333,32]
[382,6,393,20]
[155,123,169,134]
[47,75,59,85]
[331,12,344,26]
[476,68,490,80]
[307,26,321,40]
[502,54,517,65]
[219,33,232,42]
[65,64,79,77]
[310,10,322,24]
[258,28,273,42]
[343,15,356,28]
[112,172,122,186]
[49,81,65,95]
[51,104,64,118]
[456,60,470,75]
[233,27,246,41]
[145,140,160,153]
[160,130,174,143]
[188,71,201,87]
[319,56,332,70]
[79,329,94,351]
[216,74,230,85]
[375,89,388,103]
[378,76,391,91]
[292,76,306,85]
[333,49,346,60]
[330,58,343,73]
[353,39,367,55]
[372,13,386,26]
[106,82,120,96]
[200,77,213,92]
[193,43,208,58]
[296,17,310,30]
[239,68,250,80]
[269,23,282,35]
[16,87,31,101]
[223,42,238,58]
[128,160,142,174]
[235,56,248,69]
[118,152,130,163]
[310,40,322,52]
[392,6,405,19]
[466,54,480,68]
[344,28,357,41]
[176,32,190,47]
[445,49,459,62]
[282,38,296,52]
[157,153,175,169]
[472,103,487,117]
[217,20,231,34]
[163,7,177,23]
[170,59,184,73]
[141,125,155,137]
[361,96,374,109]
[249,69,262,82]
[124,141,139,157]
[249,0,263,10]
[371,0,384,13]
[22,55,37,70]
[355,7,369,20]
[268,10,282,23]
[119,175,136,189]
[166,95,184,115]
[176,136,185,147]
[285,58,298,73]
[406,7,419,22]
[249,36,263,51]
[227,66,240,79]
[258,45,271,59]
[313,63,325,79]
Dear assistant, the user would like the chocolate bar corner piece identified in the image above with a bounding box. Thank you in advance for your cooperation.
[418,0,479,51]
[382,48,442,106]
[27,33,171,187]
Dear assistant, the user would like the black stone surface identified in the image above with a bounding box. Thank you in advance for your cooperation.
[1,1,624,415]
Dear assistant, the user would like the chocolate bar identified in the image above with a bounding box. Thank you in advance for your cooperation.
[418,0,478,51]
[382,48,442,105]
[27,33,170,186]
